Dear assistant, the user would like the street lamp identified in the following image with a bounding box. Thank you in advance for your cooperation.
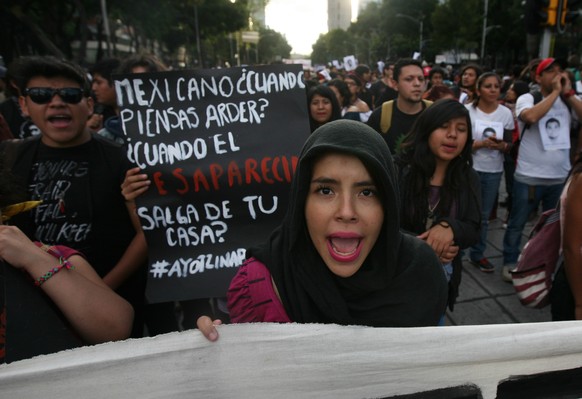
[99,0,112,57]
[480,0,489,61]
[479,0,503,62]
[396,13,423,57]
[193,2,203,67]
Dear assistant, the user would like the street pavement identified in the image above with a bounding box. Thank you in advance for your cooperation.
[444,193,552,326]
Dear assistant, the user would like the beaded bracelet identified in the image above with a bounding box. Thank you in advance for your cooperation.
[34,256,75,287]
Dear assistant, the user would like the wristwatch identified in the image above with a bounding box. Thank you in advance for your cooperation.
[438,221,451,229]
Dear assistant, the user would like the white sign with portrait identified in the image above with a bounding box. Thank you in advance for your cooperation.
[539,111,570,151]
[343,55,357,72]
[475,119,503,158]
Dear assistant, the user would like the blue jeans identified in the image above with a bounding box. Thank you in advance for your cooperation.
[502,179,564,265]
[470,171,502,262]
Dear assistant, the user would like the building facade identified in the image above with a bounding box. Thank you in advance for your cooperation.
[328,0,352,31]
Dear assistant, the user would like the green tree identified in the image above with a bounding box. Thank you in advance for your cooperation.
[258,27,291,63]
[431,0,482,62]
[1,0,252,67]
[1,0,89,63]
[311,29,354,65]
[430,0,528,69]
[382,0,438,60]
[348,1,384,64]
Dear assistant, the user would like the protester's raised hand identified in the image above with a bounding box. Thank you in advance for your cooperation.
[121,167,151,201]
[196,316,222,341]
[559,72,573,94]
[87,113,103,132]
[551,73,564,93]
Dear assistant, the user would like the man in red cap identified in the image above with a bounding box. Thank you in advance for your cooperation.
[502,58,582,282]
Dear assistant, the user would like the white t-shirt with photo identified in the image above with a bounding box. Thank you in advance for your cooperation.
[466,104,514,173]
[515,92,577,184]
[539,109,570,150]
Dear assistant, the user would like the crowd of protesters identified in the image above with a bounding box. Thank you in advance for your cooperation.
[1,51,582,359]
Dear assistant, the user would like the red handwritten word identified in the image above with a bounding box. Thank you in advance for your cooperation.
[152,155,298,195]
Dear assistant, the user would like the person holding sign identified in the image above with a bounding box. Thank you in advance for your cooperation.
[465,72,514,273]
[197,119,448,340]
[94,53,168,146]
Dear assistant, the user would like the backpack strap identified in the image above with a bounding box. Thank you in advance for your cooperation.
[379,99,433,134]
[520,91,544,138]
[379,100,394,134]
[531,90,542,104]
[421,99,433,109]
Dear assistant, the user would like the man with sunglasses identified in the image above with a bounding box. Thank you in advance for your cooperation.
[0,56,147,338]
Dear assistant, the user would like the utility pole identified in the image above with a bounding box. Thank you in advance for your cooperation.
[396,13,423,58]
[100,0,112,57]
[480,0,488,61]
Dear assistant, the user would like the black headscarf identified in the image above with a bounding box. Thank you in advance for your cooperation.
[247,119,447,327]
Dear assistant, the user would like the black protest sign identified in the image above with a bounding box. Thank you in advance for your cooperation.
[115,64,309,303]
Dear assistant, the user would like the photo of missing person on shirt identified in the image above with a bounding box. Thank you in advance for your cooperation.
[540,112,570,150]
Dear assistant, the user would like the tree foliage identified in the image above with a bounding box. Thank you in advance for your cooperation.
[2,0,580,70]
[431,0,482,56]
[309,0,582,70]
[1,0,288,68]
[258,27,291,63]
[311,29,353,65]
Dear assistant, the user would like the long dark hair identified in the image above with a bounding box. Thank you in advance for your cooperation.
[471,72,500,108]
[397,98,474,231]
[327,79,351,107]
[306,85,342,132]
[118,53,167,74]
[460,64,483,91]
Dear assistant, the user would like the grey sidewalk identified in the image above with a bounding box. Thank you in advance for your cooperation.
[445,197,552,326]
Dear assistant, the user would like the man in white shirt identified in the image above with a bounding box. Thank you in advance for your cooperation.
[502,58,582,281]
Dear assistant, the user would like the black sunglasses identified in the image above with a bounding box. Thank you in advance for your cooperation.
[24,87,86,104]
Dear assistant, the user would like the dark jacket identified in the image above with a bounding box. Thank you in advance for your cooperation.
[398,165,481,310]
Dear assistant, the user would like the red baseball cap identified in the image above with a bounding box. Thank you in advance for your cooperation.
[536,58,557,76]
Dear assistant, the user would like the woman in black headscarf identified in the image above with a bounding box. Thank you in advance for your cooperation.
[198,120,448,339]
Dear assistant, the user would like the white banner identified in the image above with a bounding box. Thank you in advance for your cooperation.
[2,322,582,398]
